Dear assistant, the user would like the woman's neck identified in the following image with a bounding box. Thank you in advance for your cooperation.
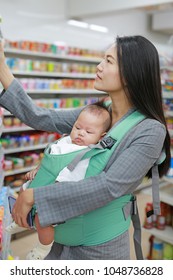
[110,94,133,126]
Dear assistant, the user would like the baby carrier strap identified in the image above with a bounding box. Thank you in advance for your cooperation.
[132,154,165,260]
[150,164,160,216]
[146,150,166,218]
[123,196,143,259]
[67,138,117,173]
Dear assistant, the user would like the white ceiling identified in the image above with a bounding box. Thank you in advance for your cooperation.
[0,0,173,49]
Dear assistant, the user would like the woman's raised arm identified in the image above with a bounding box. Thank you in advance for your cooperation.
[0,40,14,89]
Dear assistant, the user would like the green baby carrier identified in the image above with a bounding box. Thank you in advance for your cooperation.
[28,110,162,260]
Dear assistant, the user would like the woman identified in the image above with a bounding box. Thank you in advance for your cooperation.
[0,35,170,259]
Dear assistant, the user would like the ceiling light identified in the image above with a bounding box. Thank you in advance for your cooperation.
[89,24,108,33]
[67,20,109,33]
[67,20,89,29]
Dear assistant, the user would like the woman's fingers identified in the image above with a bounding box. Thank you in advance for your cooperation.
[12,209,29,228]
[12,189,34,228]
[0,39,5,62]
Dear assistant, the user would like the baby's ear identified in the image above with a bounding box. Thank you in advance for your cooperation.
[100,132,107,139]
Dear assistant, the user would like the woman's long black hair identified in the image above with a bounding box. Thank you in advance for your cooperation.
[116,35,171,177]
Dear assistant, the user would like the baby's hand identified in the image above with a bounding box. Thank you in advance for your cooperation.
[25,166,39,180]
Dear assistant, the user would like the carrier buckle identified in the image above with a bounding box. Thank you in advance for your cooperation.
[100,136,116,149]
[132,196,137,215]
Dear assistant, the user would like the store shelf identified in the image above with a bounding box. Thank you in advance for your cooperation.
[2,126,34,133]
[163,176,173,184]
[3,143,48,154]
[136,178,152,191]
[141,179,173,248]
[3,111,12,116]
[25,89,105,95]
[4,165,37,176]
[164,110,173,117]
[142,180,173,206]
[143,226,173,245]
[136,178,166,192]
[5,48,101,63]
[168,129,173,137]
[12,71,96,79]
[160,66,173,71]
[162,91,173,99]
[159,183,173,206]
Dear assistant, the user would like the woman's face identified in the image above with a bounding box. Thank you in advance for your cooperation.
[94,45,122,94]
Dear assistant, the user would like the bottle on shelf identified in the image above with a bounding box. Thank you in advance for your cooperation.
[156,215,166,230]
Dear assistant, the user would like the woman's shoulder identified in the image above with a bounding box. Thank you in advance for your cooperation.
[140,117,166,129]
[132,117,166,138]
[120,118,167,155]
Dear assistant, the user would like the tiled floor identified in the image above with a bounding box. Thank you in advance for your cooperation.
[10,192,151,260]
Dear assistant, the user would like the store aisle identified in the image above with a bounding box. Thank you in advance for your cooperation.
[10,232,38,260]
[10,192,151,260]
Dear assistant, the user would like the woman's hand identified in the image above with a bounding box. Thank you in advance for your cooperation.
[0,39,14,89]
[0,39,5,65]
[12,189,34,228]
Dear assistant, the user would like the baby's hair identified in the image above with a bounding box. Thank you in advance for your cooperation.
[80,100,112,132]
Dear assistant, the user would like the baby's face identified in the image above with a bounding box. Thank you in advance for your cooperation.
[70,111,106,146]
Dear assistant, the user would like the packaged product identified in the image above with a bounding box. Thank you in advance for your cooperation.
[163,242,173,260]
[151,237,163,260]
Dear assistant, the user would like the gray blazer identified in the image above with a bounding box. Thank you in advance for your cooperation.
[0,79,166,259]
